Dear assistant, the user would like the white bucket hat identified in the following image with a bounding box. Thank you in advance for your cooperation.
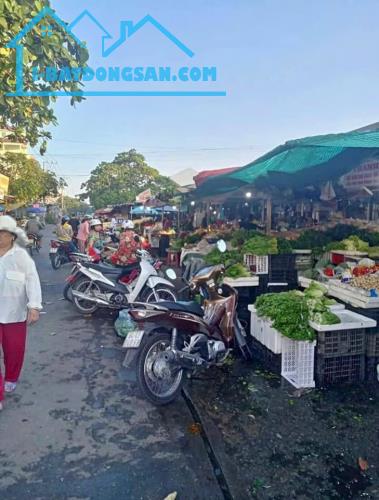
[0,215,29,245]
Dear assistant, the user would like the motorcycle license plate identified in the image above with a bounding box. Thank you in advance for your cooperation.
[123,330,144,348]
[49,248,58,253]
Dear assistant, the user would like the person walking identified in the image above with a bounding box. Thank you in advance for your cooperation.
[0,216,42,411]
[77,216,90,253]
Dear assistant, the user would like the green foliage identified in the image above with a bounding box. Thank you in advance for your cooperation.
[204,248,243,266]
[230,229,259,247]
[225,263,250,278]
[277,238,293,254]
[242,235,278,256]
[169,238,184,251]
[80,149,178,209]
[255,292,315,341]
[0,0,89,152]
[63,196,89,214]
[0,152,59,203]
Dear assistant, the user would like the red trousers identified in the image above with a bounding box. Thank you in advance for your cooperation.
[0,322,27,402]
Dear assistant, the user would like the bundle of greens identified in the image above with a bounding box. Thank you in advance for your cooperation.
[255,292,315,341]
[225,263,251,279]
[242,235,278,256]
[303,282,340,325]
[203,248,243,266]
[169,238,184,251]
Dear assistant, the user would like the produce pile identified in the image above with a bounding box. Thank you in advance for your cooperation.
[326,235,369,253]
[350,275,379,291]
[255,282,340,341]
[203,249,251,278]
[242,235,278,256]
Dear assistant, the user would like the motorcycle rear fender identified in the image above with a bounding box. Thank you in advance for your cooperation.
[78,266,115,287]
[146,276,175,289]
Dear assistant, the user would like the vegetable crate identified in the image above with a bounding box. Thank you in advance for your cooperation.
[248,305,283,353]
[269,253,297,271]
[250,336,282,375]
[316,354,365,386]
[316,329,366,357]
[281,337,316,389]
[344,305,379,357]
[365,356,379,382]
[244,254,269,275]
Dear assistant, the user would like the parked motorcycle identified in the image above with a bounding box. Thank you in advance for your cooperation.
[49,239,84,269]
[122,240,252,405]
[71,249,177,315]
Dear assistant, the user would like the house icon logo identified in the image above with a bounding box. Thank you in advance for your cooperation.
[6,7,226,98]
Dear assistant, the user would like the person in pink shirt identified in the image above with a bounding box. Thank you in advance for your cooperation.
[77,216,90,253]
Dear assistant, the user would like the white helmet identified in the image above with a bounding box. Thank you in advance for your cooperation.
[122,220,134,230]
[90,218,102,228]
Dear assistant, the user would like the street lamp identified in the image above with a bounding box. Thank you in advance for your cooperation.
[190,201,195,206]
[246,192,252,199]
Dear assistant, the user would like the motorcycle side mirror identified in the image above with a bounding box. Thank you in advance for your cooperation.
[217,239,227,253]
[166,268,177,280]
[134,235,140,243]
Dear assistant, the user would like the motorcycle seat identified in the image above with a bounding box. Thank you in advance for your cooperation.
[158,301,204,317]
[85,261,140,277]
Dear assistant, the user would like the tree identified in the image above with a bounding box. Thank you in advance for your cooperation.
[0,152,59,203]
[63,195,89,214]
[0,0,89,153]
[81,149,178,209]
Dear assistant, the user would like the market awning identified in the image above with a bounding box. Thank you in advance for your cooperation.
[194,167,240,187]
[194,129,379,198]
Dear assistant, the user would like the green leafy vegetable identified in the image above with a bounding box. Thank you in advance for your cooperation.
[242,236,278,256]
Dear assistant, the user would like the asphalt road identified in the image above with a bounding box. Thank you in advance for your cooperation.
[0,228,223,500]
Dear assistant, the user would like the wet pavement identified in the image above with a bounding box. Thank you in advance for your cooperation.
[0,228,222,500]
[186,360,379,499]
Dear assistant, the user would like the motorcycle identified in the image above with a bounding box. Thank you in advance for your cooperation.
[49,239,84,269]
[122,240,252,405]
[71,249,177,315]
[63,255,159,302]
[27,233,42,257]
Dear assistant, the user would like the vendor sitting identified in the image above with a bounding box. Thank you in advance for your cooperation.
[110,220,140,266]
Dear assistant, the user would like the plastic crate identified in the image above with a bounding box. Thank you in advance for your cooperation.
[365,356,379,382]
[281,337,316,388]
[269,253,297,271]
[250,336,282,374]
[366,333,379,357]
[316,354,365,386]
[244,254,268,275]
[248,305,283,353]
[268,269,298,285]
[317,329,366,357]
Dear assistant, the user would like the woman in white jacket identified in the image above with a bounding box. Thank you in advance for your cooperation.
[0,216,42,411]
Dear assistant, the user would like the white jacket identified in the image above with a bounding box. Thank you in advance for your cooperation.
[0,245,42,324]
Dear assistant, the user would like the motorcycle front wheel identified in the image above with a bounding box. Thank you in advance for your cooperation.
[140,286,177,303]
[72,277,101,315]
[50,253,62,270]
[137,332,183,405]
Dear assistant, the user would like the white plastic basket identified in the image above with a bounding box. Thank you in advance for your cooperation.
[281,338,316,388]
[244,254,268,275]
[248,305,283,353]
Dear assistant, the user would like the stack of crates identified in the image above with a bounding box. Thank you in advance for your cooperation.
[345,306,379,382]
[269,254,298,288]
[315,328,366,386]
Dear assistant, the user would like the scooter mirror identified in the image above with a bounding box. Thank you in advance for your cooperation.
[166,268,177,280]
[217,239,227,253]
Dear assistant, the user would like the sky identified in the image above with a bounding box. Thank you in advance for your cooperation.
[30,0,379,196]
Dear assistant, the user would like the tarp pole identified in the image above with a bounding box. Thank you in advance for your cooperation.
[266,198,272,235]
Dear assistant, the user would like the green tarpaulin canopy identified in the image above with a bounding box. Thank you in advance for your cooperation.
[194,130,379,198]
